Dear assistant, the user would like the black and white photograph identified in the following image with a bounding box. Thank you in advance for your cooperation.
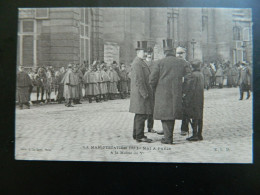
[15,7,253,163]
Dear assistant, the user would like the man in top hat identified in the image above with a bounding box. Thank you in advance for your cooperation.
[143,47,157,133]
[16,65,33,109]
[149,41,190,144]
[129,41,153,143]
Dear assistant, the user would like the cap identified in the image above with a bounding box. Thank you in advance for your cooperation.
[68,64,72,68]
[190,59,201,69]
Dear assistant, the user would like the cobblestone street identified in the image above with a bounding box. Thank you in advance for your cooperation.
[15,87,253,163]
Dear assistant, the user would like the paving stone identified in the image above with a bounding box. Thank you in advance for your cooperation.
[15,88,253,163]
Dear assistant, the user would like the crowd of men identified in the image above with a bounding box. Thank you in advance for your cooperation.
[16,44,252,145]
[16,61,131,109]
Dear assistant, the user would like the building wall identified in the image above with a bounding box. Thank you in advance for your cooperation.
[18,8,253,69]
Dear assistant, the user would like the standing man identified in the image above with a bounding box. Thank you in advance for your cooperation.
[129,42,153,143]
[149,44,190,144]
[16,66,33,109]
[237,62,251,100]
[61,64,77,107]
[118,64,128,99]
[175,47,192,136]
[144,47,157,133]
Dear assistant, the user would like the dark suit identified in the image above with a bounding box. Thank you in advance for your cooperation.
[129,57,154,139]
[149,54,190,143]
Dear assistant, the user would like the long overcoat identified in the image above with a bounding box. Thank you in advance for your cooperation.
[83,71,100,96]
[118,69,128,93]
[129,57,154,115]
[183,70,204,119]
[61,69,77,99]
[202,66,212,88]
[238,67,251,91]
[215,67,224,84]
[16,70,32,103]
[149,55,189,120]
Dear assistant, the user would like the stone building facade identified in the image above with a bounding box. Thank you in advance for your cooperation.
[17,8,103,69]
[17,8,252,69]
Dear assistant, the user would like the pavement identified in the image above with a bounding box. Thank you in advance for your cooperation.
[15,87,253,163]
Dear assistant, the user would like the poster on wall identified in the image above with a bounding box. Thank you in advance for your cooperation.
[104,42,120,65]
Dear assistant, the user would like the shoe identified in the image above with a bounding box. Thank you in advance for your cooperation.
[186,135,199,141]
[239,98,243,100]
[67,104,74,107]
[136,137,152,143]
[161,138,173,145]
[148,129,157,133]
[156,130,164,135]
[198,135,203,141]
[181,131,188,136]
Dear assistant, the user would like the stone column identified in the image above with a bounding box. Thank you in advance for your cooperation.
[47,8,80,68]
[187,8,203,61]
[214,9,233,61]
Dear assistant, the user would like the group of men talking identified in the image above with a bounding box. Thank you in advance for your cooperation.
[129,42,204,144]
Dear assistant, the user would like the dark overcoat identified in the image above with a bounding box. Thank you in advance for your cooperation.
[129,57,154,114]
[183,70,204,120]
[149,55,189,120]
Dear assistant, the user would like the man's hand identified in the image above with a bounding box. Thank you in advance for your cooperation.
[143,94,149,99]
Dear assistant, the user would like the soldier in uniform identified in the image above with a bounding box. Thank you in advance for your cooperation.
[83,65,100,103]
[107,65,120,100]
[129,41,153,143]
[149,43,190,144]
[61,64,77,107]
[201,63,212,90]
[16,66,33,109]
[215,64,224,88]
[118,63,128,99]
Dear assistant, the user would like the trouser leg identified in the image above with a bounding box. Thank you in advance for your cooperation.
[239,87,243,100]
[133,114,147,140]
[197,119,203,140]
[36,87,39,101]
[147,114,154,130]
[191,119,198,137]
[181,116,189,133]
[247,90,250,99]
[161,120,175,143]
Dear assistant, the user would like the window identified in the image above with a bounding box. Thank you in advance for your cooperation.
[22,21,34,33]
[233,26,241,40]
[18,19,37,67]
[243,28,250,41]
[79,8,90,64]
[35,8,49,19]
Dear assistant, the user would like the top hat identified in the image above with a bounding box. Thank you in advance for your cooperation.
[146,47,153,54]
[135,41,148,51]
[163,39,173,51]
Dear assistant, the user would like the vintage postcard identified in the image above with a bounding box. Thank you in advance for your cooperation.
[15,7,253,163]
